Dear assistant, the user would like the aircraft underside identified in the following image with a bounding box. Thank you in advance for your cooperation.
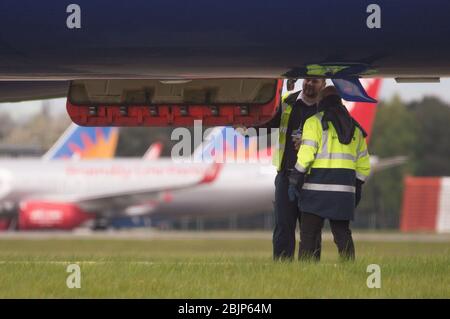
[1,0,450,127]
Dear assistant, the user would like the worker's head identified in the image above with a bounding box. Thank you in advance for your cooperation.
[319,85,340,101]
[286,79,297,91]
[302,78,326,99]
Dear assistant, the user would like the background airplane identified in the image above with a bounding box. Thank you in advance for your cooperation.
[0,124,119,229]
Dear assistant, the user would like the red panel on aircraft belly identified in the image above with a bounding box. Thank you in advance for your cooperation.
[66,81,283,127]
[19,201,93,230]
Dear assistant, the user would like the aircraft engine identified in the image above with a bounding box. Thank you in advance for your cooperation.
[18,201,93,230]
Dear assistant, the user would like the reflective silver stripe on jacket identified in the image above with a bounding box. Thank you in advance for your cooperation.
[316,153,356,161]
[356,172,368,182]
[302,183,356,193]
[295,163,308,173]
[314,117,357,162]
[357,150,368,159]
[301,139,318,149]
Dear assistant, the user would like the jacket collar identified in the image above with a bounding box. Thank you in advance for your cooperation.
[284,90,302,106]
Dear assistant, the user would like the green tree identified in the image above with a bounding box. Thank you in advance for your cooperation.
[0,113,14,140]
[356,95,417,229]
[3,103,70,151]
[408,97,450,176]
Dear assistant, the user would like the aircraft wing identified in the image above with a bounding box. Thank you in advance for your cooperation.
[0,81,68,103]
[25,163,222,219]
[371,156,408,173]
[77,162,221,216]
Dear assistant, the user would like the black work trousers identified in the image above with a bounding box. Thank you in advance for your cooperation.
[273,172,321,261]
[299,212,355,261]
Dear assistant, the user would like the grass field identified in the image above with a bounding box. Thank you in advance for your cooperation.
[0,236,449,298]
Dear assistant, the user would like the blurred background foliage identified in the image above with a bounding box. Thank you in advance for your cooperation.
[356,95,450,228]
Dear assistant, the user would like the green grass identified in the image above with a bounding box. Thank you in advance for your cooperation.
[0,238,448,298]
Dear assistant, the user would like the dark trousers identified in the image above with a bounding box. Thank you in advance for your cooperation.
[273,172,321,261]
[299,212,355,261]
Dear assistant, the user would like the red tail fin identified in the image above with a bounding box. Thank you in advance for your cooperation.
[344,79,382,143]
[143,142,163,160]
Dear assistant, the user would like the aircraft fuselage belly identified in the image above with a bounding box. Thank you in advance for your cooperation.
[0,0,449,79]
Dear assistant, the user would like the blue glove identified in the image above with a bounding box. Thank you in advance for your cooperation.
[288,184,301,202]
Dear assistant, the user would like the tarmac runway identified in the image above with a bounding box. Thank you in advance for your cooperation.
[0,230,449,242]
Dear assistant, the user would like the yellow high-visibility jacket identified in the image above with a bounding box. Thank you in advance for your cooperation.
[295,111,371,220]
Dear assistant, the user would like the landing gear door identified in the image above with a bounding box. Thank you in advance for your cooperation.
[67,79,282,127]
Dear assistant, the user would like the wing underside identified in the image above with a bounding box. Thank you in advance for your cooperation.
[0,81,68,103]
